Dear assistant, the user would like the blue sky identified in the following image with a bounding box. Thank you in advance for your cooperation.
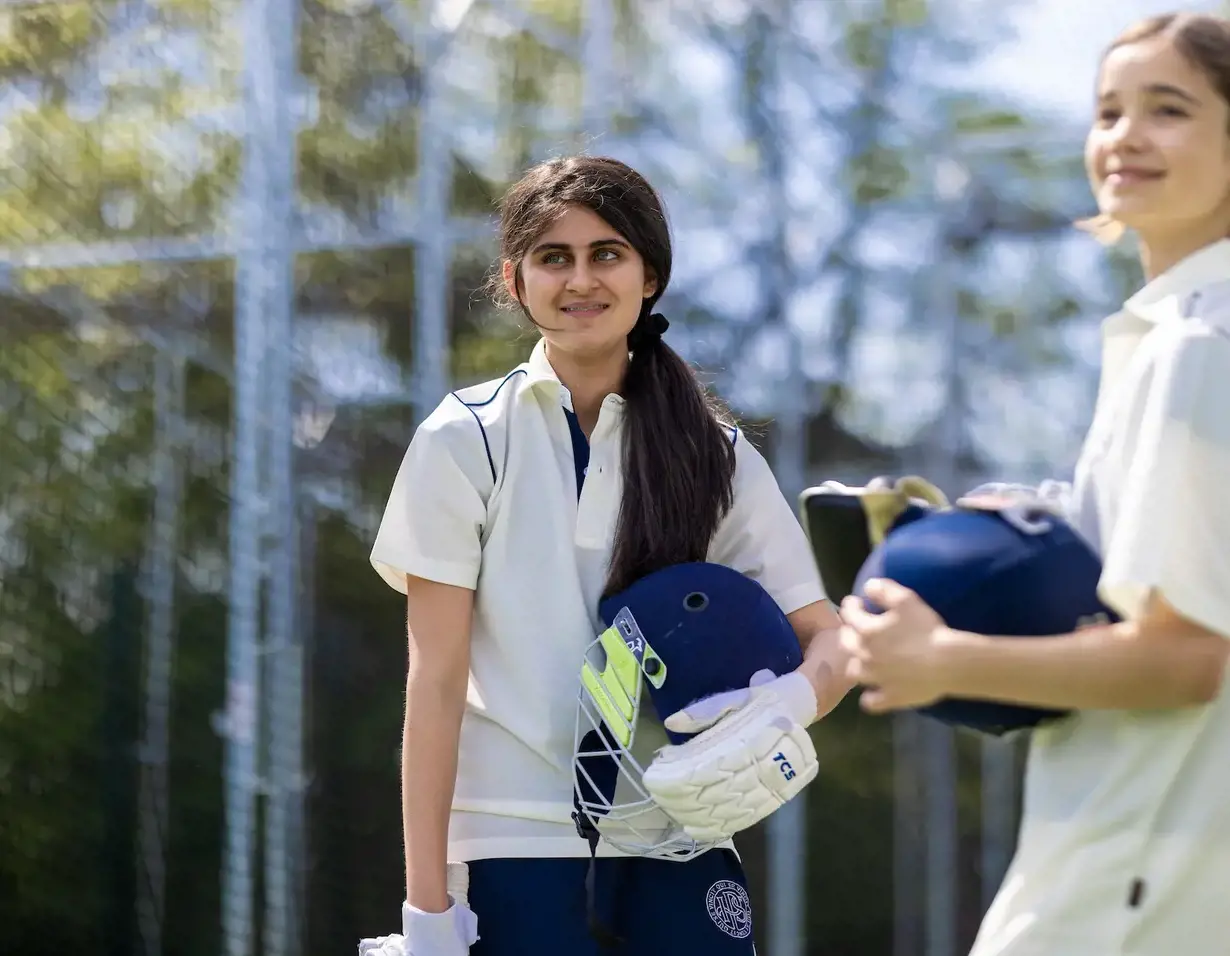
[980,0,1223,118]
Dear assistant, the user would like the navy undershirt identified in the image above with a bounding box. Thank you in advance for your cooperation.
[563,408,589,497]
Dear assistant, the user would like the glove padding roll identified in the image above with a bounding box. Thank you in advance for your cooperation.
[642,670,819,842]
[799,476,948,602]
[956,480,1072,516]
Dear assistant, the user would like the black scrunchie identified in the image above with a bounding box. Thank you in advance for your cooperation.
[628,312,670,350]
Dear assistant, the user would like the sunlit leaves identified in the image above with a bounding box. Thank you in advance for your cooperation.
[523,0,581,37]
[0,2,114,81]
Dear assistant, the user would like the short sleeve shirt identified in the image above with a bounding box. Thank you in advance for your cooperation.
[370,338,826,860]
[971,239,1230,956]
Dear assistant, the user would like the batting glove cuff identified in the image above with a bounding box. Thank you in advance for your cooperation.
[401,898,479,955]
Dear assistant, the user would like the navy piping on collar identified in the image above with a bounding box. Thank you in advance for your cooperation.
[449,368,527,483]
[448,367,742,487]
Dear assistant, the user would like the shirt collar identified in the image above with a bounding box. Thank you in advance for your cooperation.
[522,337,627,411]
[1123,238,1230,329]
[524,336,559,389]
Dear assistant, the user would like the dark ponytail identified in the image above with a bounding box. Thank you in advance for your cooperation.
[492,156,739,597]
[605,314,737,596]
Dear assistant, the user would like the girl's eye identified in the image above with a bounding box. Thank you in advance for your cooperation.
[1156,104,1189,118]
[538,247,621,266]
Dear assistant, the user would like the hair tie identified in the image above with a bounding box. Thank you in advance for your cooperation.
[629,312,669,350]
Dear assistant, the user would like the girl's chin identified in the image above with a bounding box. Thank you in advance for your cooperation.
[544,331,632,356]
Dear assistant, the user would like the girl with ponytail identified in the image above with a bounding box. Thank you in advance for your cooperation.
[366,155,844,955]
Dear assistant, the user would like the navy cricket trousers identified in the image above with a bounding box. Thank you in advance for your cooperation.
[466,849,757,956]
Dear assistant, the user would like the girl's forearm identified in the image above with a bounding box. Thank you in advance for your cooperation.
[402,669,468,912]
[938,621,1227,711]
[799,626,857,721]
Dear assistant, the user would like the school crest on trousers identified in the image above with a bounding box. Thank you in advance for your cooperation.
[706,879,752,939]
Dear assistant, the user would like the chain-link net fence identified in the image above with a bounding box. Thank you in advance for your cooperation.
[0,1,1129,954]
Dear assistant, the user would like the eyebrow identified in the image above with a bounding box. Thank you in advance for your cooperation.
[530,238,631,255]
[1098,82,1202,105]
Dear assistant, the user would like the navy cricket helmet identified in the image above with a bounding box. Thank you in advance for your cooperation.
[572,561,804,859]
[800,477,1119,735]
[855,500,1120,735]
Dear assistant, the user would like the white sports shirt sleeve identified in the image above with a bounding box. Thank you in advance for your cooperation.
[1095,321,1230,638]
[708,432,828,615]
[972,249,1230,956]
[370,399,490,594]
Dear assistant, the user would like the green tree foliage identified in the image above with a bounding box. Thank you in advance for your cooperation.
[0,2,1109,954]
[0,299,153,949]
[0,1,566,951]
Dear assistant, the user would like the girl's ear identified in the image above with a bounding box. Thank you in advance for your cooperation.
[502,259,521,303]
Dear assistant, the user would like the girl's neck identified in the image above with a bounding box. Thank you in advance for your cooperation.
[544,342,628,436]
[1136,221,1230,282]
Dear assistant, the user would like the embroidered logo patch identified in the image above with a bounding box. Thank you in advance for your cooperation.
[706,879,752,939]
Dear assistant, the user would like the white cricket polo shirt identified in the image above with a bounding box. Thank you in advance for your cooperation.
[971,239,1230,956]
[370,338,826,861]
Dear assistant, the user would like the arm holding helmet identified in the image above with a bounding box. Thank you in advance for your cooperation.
[646,317,1230,839]
[648,599,848,752]
[840,580,1227,715]
[646,454,1225,845]
[690,433,855,725]
[844,324,1230,715]
[642,469,1032,840]
[639,600,845,845]
[790,599,857,722]
[638,439,855,841]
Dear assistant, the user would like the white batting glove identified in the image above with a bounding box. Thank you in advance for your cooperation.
[357,898,479,956]
[957,479,1072,515]
[641,669,820,842]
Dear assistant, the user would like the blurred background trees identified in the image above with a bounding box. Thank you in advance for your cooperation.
[0,1,1154,954]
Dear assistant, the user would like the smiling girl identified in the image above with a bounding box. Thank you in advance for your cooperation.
[364,156,843,955]
[837,12,1230,955]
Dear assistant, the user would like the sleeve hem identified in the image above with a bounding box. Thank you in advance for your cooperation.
[1100,575,1230,641]
[772,582,829,616]
[370,551,480,594]
[1164,581,1230,640]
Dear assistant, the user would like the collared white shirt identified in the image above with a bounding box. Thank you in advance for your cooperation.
[370,338,826,860]
[971,239,1230,956]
